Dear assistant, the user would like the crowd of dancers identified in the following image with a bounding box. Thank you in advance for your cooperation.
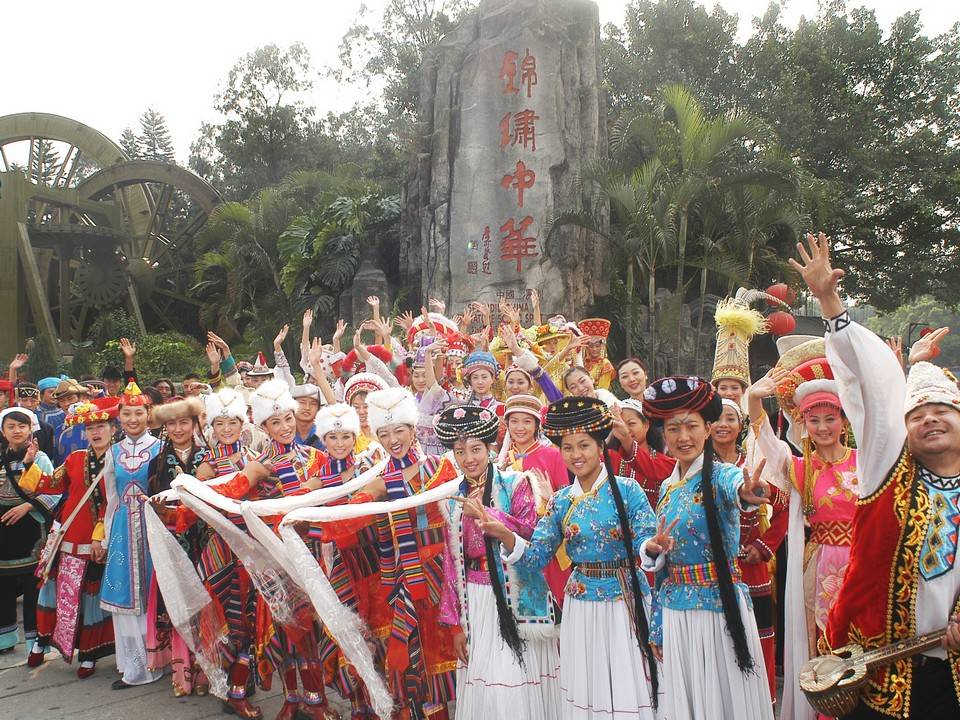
[1,233,958,720]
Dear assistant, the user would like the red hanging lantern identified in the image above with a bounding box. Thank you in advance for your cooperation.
[767,311,797,336]
[766,283,797,307]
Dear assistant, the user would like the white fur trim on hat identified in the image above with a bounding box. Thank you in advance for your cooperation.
[0,406,40,433]
[203,387,248,422]
[365,387,418,435]
[291,383,322,402]
[250,379,299,426]
[904,362,960,416]
[343,372,387,405]
[792,379,839,407]
[315,403,361,439]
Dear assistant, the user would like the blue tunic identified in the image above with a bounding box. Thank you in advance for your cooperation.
[513,470,656,601]
[100,433,161,615]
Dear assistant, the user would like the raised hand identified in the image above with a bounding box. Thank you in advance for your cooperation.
[395,311,415,331]
[609,404,632,446]
[9,353,28,371]
[366,295,381,313]
[749,366,792,400]
[205,342,221,368]
[471,301,491,328]
[273,324,289,351]
[909,327,950,365]
[788,232,845,317]
[530,288,540,308]
[739,459,772,506]
[332,319,347,342]
[499,301,519,327]
[428,297,446,314]
[308,337,325,375]
[23,438,39,465]
[207,331,231,357]
[119,337,137,359]
[499,323,521,354]
[884,336,904,369]
[646,516,679,556]
[302,308,314,329]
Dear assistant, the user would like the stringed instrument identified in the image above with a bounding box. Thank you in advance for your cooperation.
[799,628,948,716]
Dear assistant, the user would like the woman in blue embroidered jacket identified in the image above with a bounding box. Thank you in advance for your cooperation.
[435,404,559,719]
[480,397,670,720]
[641,376,773,720]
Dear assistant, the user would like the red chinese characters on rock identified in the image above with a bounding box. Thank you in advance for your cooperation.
[499,216,539,273]
[499,49,538,98]
[499,109,540,151]
[500,160,536,208]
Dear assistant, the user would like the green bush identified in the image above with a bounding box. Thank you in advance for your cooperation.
[93,332,206,383]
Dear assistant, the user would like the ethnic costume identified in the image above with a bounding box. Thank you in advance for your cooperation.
[435,406,560,719]
[820,313,960,718]
[749,338,858,720]
[462,352,505,419]
[578,319,616,390]
[101,382,164,686]
[24,399,117,673]
[643,378,772,720]
[503,398,661,720]
[0,407,58,653]
[147,395,210,695]
[607,399,677,510]
[325,388,459,719]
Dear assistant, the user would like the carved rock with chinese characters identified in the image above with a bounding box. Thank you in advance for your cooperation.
[402,0,609,322]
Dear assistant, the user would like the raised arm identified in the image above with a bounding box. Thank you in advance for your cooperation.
[790,232,906,496]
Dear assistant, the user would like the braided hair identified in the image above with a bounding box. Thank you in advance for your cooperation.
[480,460,526,666]
[590,430,659,705]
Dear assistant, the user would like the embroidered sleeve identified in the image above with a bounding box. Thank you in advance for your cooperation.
[509,492,565,572]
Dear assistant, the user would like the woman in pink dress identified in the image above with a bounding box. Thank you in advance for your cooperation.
[746,348,859,720]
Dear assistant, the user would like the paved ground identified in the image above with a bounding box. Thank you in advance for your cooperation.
[0,642,352,720]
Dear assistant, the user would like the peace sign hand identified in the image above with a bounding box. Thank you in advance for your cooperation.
[739,459,772,506]
[646,516,678,556]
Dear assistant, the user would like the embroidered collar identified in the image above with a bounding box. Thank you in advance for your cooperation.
[570,465,609,499]
[918,464,960,491]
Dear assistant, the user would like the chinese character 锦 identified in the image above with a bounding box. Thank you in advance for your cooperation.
[499,109,540,151]
[499,48,537,98]
[499,216,539,273]
[520,49,537,98]
[500,160,536,208]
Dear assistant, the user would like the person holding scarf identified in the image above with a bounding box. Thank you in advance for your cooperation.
[147,395,209,697]
[320,386,459,720]
[0,407,58,655]
[21,398,117,677]
[480,397,667,720]
[435,405,559,719]
[642,376,773,720]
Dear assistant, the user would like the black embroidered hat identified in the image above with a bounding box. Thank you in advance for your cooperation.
[542,396,612,442]
[434,405,501,448]
[642,376,723,425]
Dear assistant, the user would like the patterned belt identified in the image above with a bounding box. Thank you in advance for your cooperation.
[573,560,629,578]
[60,541,92,556]
[668,561,741,587]
[809,520,853,547]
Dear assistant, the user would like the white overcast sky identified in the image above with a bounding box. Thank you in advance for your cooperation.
[2,0,956,163]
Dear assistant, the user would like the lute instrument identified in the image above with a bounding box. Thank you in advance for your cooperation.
[799,628,948,716]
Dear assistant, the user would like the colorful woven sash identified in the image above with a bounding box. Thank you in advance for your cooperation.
[809,519,854,547]
[668,560,741,587]
[380,451,429,601]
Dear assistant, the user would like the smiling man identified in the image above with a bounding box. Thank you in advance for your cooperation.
[792,232,960,719]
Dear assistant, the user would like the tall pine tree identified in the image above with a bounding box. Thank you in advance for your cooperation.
[137,108,175,162]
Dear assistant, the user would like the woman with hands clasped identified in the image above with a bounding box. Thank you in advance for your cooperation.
[478,397,665,720]
[642,376,774,720]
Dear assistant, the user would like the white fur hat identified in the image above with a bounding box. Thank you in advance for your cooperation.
[250,379,299,426]
[315,403,361,439]
[366,387,418,435]
[203,387,248,422]
[904,362,960,417]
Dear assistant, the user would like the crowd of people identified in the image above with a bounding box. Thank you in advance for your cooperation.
[1,233,958,720]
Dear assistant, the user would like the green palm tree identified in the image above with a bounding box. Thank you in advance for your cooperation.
[547,157,675,363]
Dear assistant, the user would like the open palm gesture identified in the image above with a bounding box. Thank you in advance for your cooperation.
[788,232,844,299]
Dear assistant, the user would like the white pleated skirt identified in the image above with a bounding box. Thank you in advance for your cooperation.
[661,590,773,720]
[559,596,660,720]
[455,581,561,720]
[113,613,164,685]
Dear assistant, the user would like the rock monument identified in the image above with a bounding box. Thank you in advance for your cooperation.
[402,0,608,323]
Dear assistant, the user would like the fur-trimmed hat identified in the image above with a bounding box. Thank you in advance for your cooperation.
[904,361,960,417]
[153,395,204,425]
[250,379,298,426]
[204,387,248,422]
[315,403,361,439]
[366,387,418,434]
[291,383,322,403]
[343,372,387,406]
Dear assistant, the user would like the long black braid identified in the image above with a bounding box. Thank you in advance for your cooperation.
[594,432,659,706]
[480,460,526,666]
[701,435,753,671]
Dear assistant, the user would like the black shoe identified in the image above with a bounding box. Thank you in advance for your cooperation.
[111,679,136,690]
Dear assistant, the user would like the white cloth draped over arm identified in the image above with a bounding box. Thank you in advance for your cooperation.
[745,416,793,494]
[824,315,907,497]
[102,449,117,539]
